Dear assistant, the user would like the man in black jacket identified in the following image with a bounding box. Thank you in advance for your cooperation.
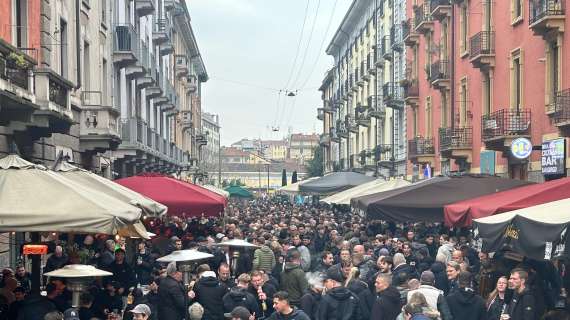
[506,268,536,320]
[370,274,401,320]
[446,271,486,320]
[109,249,136,298]
[189,270,228,320]
[248,271,277,319]
[316,267,361,320]
[223,273,261,316]
[157,262,187,320]
[314,251,334,274]
[267,291,310,320]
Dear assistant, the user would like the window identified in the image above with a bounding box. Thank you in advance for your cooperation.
[512,0,523,23]
[12,0,28,47]
[441,91,448,127]
[441,22,448,60]
[102,58,108,105]
[483,0,492,31]
[413,107,418,137]
[459,5,468,54]
[425,33,432,78]
[60,19,68,78]
[413,46,419,80]
[459,78,468,126]
[83,41,90,91]
[510,49,523,110]
[547,41,560,110]
[426,96,432,137]
[483,72,491,115]
[100,0,107,25]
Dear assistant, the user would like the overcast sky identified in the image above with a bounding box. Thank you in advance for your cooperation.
[186,0,353,146]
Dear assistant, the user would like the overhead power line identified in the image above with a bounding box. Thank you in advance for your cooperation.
[282,0,311,91]
[289,0,321,90]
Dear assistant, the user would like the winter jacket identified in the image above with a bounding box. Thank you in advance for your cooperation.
[109,261,136,295]
[317,286,362,320]
[408,285,453,320]
[16,294,57,320]
[392,263,417,286]
[248,282,277,319]
[506,288,535,320]
[357,288,378,320]
[486,295,505,320]
[446,288,486,320]
[300,290,322,320]
[222,287,261,316]
[253,245,277,273]
[371,286,402,320]
[133,251,155,285]
[431,262,450,295]
[193,276,228,320]
[396,306,441,320]
[157,276,187,320]
[280,263,308,306]
[267,307,311,320]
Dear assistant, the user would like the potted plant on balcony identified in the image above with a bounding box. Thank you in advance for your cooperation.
[7,52,30,69]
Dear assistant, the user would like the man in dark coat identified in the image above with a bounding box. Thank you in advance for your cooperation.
[133,242,155,285]
[267,291,311,320]
[189,270,228,320]
[280,250,308,307]
[158,263,187,320]
[316,267,361,320]
[370,274,401,320]
[15,291,57,320]
[506,268,536,320]
[109,249,136,297]
[446,271,486,320]
[313,251,334,274]
[222,274,261,316]
[43,246,68,274]
[248,270,277,319]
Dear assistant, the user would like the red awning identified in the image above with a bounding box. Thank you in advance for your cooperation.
[444,177,570,227]
[115,173,226,218]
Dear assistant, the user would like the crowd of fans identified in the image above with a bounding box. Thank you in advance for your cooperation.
[0,198,569,320]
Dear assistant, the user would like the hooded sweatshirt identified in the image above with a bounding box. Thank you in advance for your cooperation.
[446,288,486,320]
[317,287,361,320]
[253,245,276,273]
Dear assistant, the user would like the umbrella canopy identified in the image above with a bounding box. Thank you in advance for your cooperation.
[215,239,259,248]
[157,249,214,262]
[115,173,226,218]
[202,184,230,198]
[0,155,142,234]
[44,264,112,278]
[473,198,570,260]
[320,179,411,205]
[351,175,533,222]
[54,161,167,217]
[225,185,253,198]
[298,172,375,194]
[277,177,319,194]
[445,177,570,227]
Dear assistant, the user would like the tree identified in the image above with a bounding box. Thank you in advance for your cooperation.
[291,171,298,184]
[281,169,287,186]
[307,146,324,177]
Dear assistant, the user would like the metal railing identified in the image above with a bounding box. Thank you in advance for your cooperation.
[113,24,139,54]
[402,20,412,40]
[470,31,495,57]
[439,127,472,151]
[429,60,450,83]
[481,109,531,140]
[381,36,392,58]
[414,4,432,31]
[529,0,565,25]
[140,42,150,70]
[430,0,451,13]
[81,91,102,106]
[553,89,570,124]
[408,137,435,157]
[49,79,68,107]
[154,18,170,33]
[391,24,403,49]
[404,80,419,98]
[375,144,394,162]
[382,82,404,101]
[0,53,30,90]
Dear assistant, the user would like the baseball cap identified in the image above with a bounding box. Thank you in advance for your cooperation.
[129,304,152,316]
[224,306,251,320]
[63,308,80,320]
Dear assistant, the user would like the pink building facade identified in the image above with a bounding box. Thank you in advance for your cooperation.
[405,0,570,182]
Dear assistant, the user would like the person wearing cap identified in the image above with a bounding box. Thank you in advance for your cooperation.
[62,308,81,320]
[158,262,187,320]
[370,274,400,320]
[189,269,228,320]
[266,291,310,320]
[407,270,453,320]
[128,304,151,320]
[279,250,308,308]
[224,306,253,320]
[316,266,361,320]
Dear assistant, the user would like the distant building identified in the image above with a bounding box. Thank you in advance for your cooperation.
[289,134,319,164]
[260,140,288,161]
[201,112,220,183]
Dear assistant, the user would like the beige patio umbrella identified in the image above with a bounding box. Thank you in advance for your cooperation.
[54,161,167,217]
[202,184,230,198]
[277,177,320,194]
[320,178,411,205]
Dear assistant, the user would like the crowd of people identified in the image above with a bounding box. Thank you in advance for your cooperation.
[0,198,569,320]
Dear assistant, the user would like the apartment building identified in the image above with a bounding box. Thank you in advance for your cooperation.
[201,112,220,181]
[289,133,319,164]
[405,0,569,181]
[321,0,407,178]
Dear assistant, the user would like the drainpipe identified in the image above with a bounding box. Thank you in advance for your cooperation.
[75,0,81,90]
[450,3,455,130]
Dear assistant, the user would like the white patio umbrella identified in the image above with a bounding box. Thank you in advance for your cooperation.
[215,239,259,248]
[45,264,112,307]
[157,249,214,284]
[54,161,167,217]
[277,177,319,194]
[320,178,411,205]
[202,184,230,198]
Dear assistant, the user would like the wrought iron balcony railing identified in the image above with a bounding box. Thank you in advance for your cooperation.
[470,31,495,58]
[439,127,473,152]
[408,137,435,157]
[429,60,450,83]
[553,89,570,125]
[481,109,531,140]
[529,0,565,25]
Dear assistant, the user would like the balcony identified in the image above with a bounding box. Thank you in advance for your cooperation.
[430,0,452,21]
[320,133,331,146]
[322,100,334,113]
[356,67,365,87]
[0,45,38,126]
[346,115,358,133]
[180,110,193,131]
[481,109,531,150]
[408,137,436,163]
[135,0,155,16]
[439,127,473,162]
[382,82,405,109]
[404,79,420,106]
[414,4,434,34]
[317,108,324,120]
[119,117,150,154]
[469,31,495,69]
[337,122,349,138]
[196,134,208,146]
[367,53,377,74]
[375,144,395,166]
[136,43,154,88]
[113,24,139,67]
[382,36,392,61]
[403,20,420,47]
[390,25,403,52]
[79,91,121,152]
[153,18,170,45]
[356,107,370,127]
[368,95,386,118]
[529,0,565,38]
[429,60,450,90]
[330,127,340,142]
[553,89,570,134]
[33,68,74,134]
[361,61,370,81]
[175,55,189,78]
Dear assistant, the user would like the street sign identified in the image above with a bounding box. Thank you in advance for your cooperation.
[511,138,532,159]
